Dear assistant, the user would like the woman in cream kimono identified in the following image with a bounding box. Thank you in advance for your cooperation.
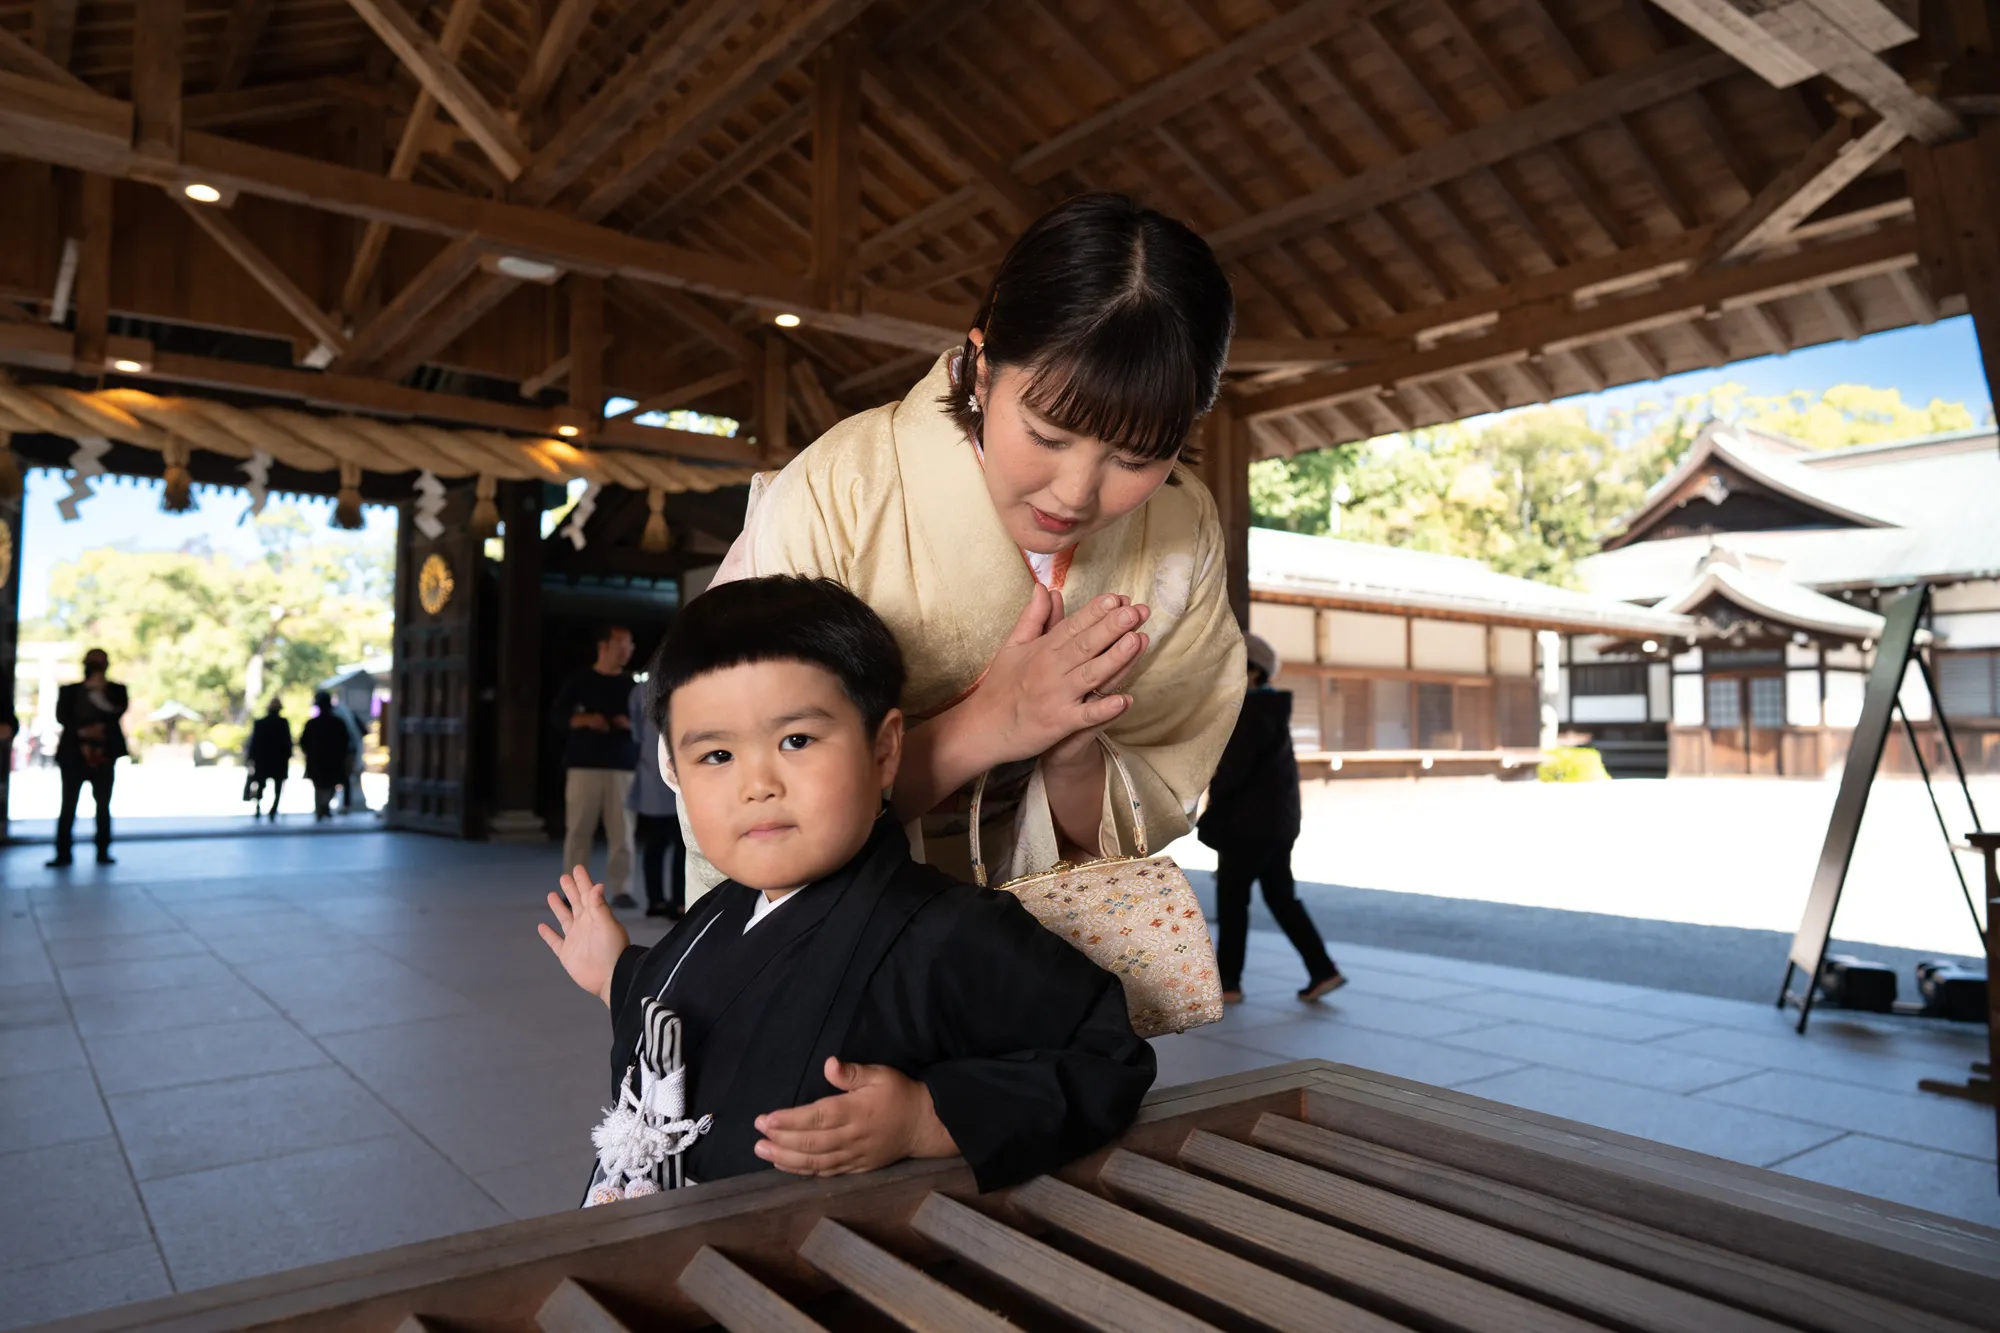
[691,192,1245,894]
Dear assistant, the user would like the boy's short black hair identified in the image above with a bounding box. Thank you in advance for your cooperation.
[647,576,906,741]
[595,622,630,645]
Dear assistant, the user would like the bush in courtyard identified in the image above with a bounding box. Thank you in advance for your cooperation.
[1538,746,1609,783]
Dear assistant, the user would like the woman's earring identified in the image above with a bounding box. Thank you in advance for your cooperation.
[967,393,981,416]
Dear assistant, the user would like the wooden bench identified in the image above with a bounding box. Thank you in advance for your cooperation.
[38,1061,2000,1333]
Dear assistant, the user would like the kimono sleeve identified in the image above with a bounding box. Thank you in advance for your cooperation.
[914,891,1156,1191]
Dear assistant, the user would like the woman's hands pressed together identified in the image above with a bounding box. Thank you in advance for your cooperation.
[753,1057,958,1176]
[537,865,630,1006]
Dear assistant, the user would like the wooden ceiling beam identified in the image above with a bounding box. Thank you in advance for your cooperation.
[519,0,599,122]
[608,367,746,420]
[341,0,483,320]
[1208,47,1736,260]
[1645,0,1963,142]
[132,0,184,164]
[1736,300,1792,355]
[215,0,279,94]
[863,57,1048,228]
[30,0,78,70]
[334,237,485,372]
[575,0,879,224]
[176,194,349,357]
[344,0,528,180]
[1243,223,1918,417]
[812,35,863,303]
[1704,115,1905,263]
[0,23,86,91]
[375,269,518,383]
[631,101,811,237]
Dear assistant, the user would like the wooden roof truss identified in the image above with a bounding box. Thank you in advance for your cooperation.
[0,0,1986,467]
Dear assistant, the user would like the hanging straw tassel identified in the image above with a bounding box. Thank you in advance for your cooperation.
[0,430,20,502]
[160,436,194,511]
[639,484,671,553]
[333,460,364,530]
[469,473,500,539]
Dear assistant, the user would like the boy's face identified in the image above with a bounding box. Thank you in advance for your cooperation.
[667,659,902,892]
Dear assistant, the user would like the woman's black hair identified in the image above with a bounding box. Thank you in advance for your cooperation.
[943,192,1235,468]
[647,576,906,740]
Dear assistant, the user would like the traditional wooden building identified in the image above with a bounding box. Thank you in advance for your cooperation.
[1559,423,2000,776]
[1249,526,1692,777]
[0,0,1997,836]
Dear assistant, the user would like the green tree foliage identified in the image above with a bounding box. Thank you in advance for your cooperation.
[1250,408,1647,587]
[1252,383,1983,587]
[22,505,394,751]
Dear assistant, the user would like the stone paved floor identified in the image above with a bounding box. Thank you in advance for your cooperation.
[1,832,1994,1329]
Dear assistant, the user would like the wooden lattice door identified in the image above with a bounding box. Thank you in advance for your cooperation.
[387,490,482,836]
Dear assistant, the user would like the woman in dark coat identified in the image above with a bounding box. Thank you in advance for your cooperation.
[299,692,353,822]
[247,699,293,822]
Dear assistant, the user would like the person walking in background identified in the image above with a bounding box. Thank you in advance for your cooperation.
[1199,634,1344,1005]
[551,624,638,909]
[626,676,684,920]
[247,698,293,822]
[299,691,353,822]
[332,696,368,814]
[49,647,128,868]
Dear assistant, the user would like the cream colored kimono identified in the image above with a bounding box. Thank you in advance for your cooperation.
[682,351,1244,895]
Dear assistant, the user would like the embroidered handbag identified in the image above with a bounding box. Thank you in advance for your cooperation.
[970,741,1223,1039]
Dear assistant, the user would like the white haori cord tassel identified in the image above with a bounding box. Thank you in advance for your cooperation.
[587,1063,711,1204]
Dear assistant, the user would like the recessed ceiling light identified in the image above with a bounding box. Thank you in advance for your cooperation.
[773,312,801,328]
[495,255,562,282]
[183,183,223,204]
[110,358,145,373]
[554,423,580,438]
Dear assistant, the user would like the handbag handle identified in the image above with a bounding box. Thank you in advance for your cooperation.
[968,736,1149,888]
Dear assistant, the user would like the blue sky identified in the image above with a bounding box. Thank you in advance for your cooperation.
[9,318,1992,617]
[1542,314,1993,426]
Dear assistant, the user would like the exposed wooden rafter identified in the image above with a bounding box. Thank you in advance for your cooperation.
[1703,116,1906,264]
[215,0,279,94]
[519,0,600,122]
[176,195,349,357]
[343,0,529,180]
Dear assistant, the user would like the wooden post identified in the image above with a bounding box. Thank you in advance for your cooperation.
[568,273,604,428]
[1199,397,1251,630]
[486,480,547,842]
[811,35,861,310]
[131,0,183,162]
[1904,125,2000,440]
[74,172,111,374]
[761,333,789,460]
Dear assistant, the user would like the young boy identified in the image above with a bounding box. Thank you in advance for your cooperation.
[540,576,1155,1198]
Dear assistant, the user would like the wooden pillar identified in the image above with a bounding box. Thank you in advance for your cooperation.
[0,453,20,842]
[486,480,547,841]
[811,35,861,311]
[1905,125,2000,426]
[387,487,482,838]
[73,172,111,373]
[131,0,183,163]
[761,333,789,461]
[568,273,604,427]
[1198,397,1251,630]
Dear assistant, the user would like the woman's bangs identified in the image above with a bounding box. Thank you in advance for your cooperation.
[1017,322,1197,463]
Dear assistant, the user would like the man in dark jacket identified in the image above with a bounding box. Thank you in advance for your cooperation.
[50,647,128,868]
[299,691,353,822]
[1198,634,1343,1004]
[550,624,638,909]
[247,698,293,822]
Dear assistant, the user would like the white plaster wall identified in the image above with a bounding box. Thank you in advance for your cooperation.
[1572,695,1648,723]
[1824,671,1866,727]
[1901,660,1934,721]
[1672,675,1705,726]
[1936,611,2000,649]
[1826,644,1866,669]
[1786,670,1822,727]
[1649,663,1671,721]
[1318,608,1407,668]
[1249,602,1317,666]
[1410,619,1486,673]
[1672,646,1703,671]
[1935,579,2000,613]
[1785,642,1819,667]
[1491,627,1534,677]
[1569,635,1613,664]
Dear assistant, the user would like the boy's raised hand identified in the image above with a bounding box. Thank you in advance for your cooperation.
[537,866,628,1006]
